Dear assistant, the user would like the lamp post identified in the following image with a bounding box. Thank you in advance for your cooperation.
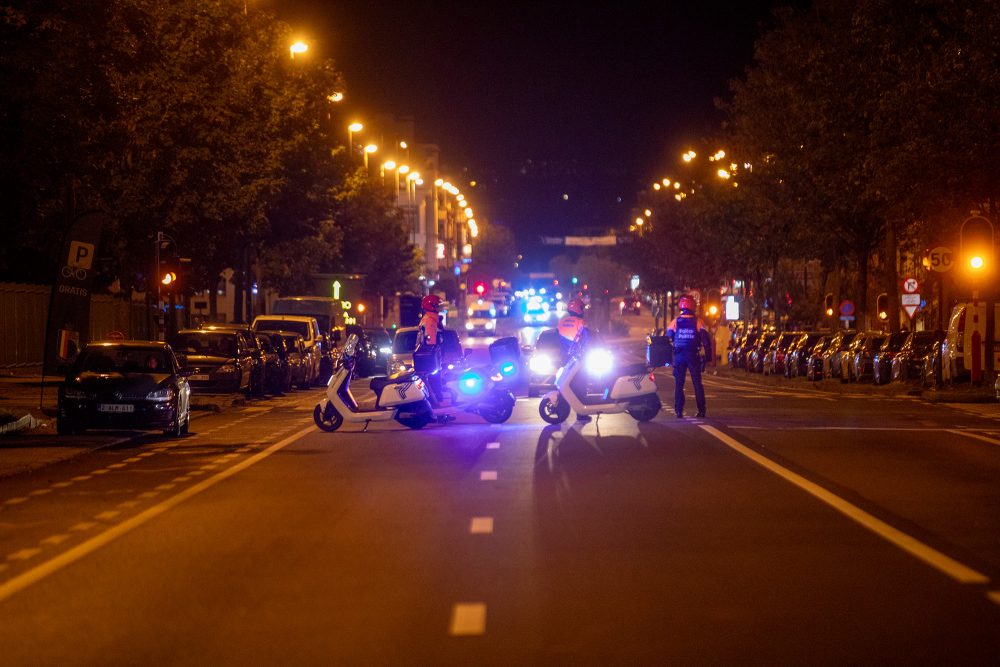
[347,122,363,160]
[363,143,378,171]
[289,41,308,59]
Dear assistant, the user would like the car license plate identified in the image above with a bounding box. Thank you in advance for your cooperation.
[98,403,134,413]
[190,374,210,381]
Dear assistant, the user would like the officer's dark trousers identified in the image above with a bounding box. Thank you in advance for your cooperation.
[672,352,705,416]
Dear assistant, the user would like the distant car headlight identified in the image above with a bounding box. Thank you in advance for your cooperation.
[64,388,86,400]
[529,353,555,375]
[380,346,391,355]
[465,322,474,330]
[585,349,614,376]
[538,311,551,321]
[485,321,495,329]
[524,314,533,323]
[146,386,176,402]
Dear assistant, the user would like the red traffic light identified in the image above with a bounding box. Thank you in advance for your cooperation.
[474,281,487,295]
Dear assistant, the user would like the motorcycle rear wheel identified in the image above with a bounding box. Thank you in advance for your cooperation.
[625,394,661,422]
[479,394,515,424]
[313,403,344,432]
[538,395,570,425]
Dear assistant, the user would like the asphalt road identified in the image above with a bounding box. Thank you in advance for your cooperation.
[1,332,999,664]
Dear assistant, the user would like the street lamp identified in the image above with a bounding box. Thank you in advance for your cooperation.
[289,41,308,59]
[363,143,378,170]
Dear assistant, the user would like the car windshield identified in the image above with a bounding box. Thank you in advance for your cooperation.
[471,309,494,318]
[178,333,238,357]
[75,346,168,374]
[254,319,310,338]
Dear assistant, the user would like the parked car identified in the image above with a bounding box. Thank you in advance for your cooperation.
[342,324,383,378]
[746,333,777,373]
[806,335,835,381]
[198,324,266,396]
[255,333,285,394]
[363,327,394,375]
[388,326,465,376]
[822,329,858,380]
[871,331,911,385]
[730,330,761,369]
[256,331,294,393]
[842,332,886,383]
[57,340,192,437]
[175,328,257,395]
[892,330,945,383]
[275,331,311,389]
[250,315,322,386]
[786,332,826,378]
[921,339,945,389]
[763,331,801,376]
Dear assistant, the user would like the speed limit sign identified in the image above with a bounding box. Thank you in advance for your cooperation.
[928,246,954,273]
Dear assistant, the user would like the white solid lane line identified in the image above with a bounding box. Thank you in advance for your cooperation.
[449,603,487,636]
[469,517,494,534]
[0,423,315,604]
[699,424,990,585]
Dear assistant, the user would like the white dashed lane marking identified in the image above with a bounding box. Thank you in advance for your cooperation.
[449,603,487,636]
[486,442,500,449]
[469,517,494,534]
[479,471,497,481]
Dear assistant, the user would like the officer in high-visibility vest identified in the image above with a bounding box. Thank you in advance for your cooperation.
[666,294,713,418]
[557,298,594,422]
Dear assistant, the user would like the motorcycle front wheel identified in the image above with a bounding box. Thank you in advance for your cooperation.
[313,403,344,432]
[538,394,570,425]
[396,401,434,429]
[479,391,515,424]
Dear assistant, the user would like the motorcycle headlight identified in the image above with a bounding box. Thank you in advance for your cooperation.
[146,386,176,402]
[529,353,554,375]
[585,349,614,376]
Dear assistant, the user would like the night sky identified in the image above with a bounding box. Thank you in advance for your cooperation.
[265,1,799,268]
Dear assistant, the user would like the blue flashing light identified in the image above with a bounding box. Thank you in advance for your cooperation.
[458,371,484,395]
[500,361,516,376]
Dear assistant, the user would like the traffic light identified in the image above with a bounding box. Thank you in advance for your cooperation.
[474,281,487,297]
[960,215,994,274]
[158,247,179,291]
[876,293,888,321]
[824,293,834,317]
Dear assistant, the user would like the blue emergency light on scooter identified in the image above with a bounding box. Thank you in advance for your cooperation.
[499,361,517,377]
[458,370,485,395]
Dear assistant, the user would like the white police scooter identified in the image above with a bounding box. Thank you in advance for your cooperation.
[538,333,661,424]
[314,334,435,431]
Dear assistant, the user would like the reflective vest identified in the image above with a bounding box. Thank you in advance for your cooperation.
[419,312,440,346]
[668,314,704,354]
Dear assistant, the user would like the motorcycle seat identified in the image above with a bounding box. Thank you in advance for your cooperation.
[369,371,417,393]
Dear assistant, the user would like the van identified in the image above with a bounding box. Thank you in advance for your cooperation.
[466,303,497,336]
[251,315,322,385]
[271,296,339,337]
[941,302,1000,383]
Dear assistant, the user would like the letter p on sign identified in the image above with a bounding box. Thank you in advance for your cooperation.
[68,241,95,269]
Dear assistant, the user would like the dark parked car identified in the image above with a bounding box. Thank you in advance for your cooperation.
[746,333,777,373]
[57,340,192,437]
[274,331,311,389]
[363,327,394,376]
[822,329,858,380]
[729,331,760,369]
[175,328,257,395]
[256,333,285,394]
[843,332,886,383]
[892,330,945,383]
[786,332,826,378]
[872,331,911,385]
[763,331,801,376]
[921,339,945,388]
[198,323,266,396]
[806,335,835,381]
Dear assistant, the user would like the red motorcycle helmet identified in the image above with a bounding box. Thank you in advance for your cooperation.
[678,294,696,312]
[421,294,441,313]
[567,298,585,317]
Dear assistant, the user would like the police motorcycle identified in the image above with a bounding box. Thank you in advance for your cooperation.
[313,333,435,431]
[538,331,662,424]
[417,336,519,424]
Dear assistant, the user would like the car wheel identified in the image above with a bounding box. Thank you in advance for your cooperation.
[56,418,76,436]
[163,415,183,438]
[180,408,190,435]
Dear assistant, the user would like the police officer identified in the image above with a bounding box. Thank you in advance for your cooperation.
[558,298,593,422]
[666,294,713,418]
[414,294,444,403]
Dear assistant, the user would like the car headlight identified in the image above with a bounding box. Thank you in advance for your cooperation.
[380,346,391,355]
[538,311,551,321]
[584,349,614,376]
[485,321,495,329]
[465,322,474,330]
[529,353,555,375]
[524,314,533,323]
[146,386,176,402]
[64,388,86,400]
